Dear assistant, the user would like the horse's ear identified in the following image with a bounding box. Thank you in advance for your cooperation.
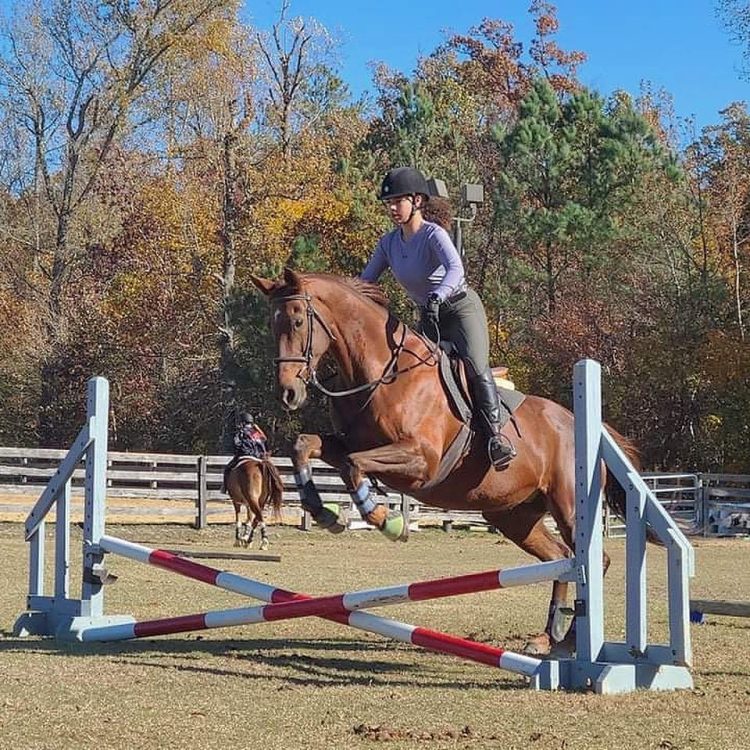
[283,267,303,289]
[250,275,276,296]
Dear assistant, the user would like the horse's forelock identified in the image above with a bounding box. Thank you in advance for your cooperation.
[268,282,296,301]
[267,277,301,301]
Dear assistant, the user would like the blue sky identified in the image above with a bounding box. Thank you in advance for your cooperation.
[247,0,749,133]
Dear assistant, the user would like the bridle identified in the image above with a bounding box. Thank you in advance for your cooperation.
[271,291,437,400]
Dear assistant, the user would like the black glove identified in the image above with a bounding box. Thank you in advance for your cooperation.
[422,292,441,333]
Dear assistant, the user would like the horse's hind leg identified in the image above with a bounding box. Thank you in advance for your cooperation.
[233,502,243,547]
[483,494,573,657]
[241,505,253,547]
[240,466,267,548]
[227,467,250,547]
[545,472,611,655]
[253,488,269,550]
[256,519,269,550]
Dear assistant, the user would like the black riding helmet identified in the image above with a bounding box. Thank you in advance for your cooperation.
[378,167,430,201]
[240,412,253,424]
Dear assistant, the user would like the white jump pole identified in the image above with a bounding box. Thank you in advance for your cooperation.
[82,536,565,687]
[83,535,572,635]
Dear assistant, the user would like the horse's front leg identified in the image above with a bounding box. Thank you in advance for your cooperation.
[341,441,429,542]
[291,433,349,534]
[291,434,428,541]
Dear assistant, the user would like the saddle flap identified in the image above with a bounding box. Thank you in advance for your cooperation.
[438,347,526,430]
[437,348,473,424]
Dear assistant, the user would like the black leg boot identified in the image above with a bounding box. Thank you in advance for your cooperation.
[469,368,517,469]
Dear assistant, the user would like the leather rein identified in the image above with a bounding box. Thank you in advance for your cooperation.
[271,292,438,400]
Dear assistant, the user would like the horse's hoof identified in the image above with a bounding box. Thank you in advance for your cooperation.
[260,538,270,551]
[522,634,552,656]
[315,503,347,534]
[233,539,242,548]
[549,638,576,658]
[379,512,408,542]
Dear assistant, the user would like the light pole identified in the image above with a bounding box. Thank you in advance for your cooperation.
[427,178,484,257]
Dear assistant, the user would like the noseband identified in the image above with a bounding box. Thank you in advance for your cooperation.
[271,292,435,399]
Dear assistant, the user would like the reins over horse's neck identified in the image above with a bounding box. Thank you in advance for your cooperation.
[313,278,435,391]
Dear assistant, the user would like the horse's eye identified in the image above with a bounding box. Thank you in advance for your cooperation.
[293,318,304,329]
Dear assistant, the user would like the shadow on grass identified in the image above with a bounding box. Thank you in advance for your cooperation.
[695,668,750,678]
[0,631,527,690]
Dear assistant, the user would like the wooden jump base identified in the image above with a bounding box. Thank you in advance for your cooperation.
[159,548,281,563]
[690,599,750,621]
[13,360,696,694]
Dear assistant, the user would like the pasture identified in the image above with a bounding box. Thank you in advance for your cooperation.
[0,522,748,750]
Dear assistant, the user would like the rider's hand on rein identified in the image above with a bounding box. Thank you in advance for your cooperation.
[423,293,441,338]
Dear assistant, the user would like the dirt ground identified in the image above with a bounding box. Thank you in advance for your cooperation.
[0,522,748,750]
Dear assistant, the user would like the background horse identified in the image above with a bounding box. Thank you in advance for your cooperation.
[251,269,639,655]
[226,456,284,550]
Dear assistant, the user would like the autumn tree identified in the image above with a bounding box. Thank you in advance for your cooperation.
[0,0,239,441]
[697,103,750,340]
[718,0,750,79]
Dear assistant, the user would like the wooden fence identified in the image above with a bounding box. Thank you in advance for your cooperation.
[0,446,747,536]
[0,447,428,531]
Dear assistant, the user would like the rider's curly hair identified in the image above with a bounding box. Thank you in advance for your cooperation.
[423,196,454,232]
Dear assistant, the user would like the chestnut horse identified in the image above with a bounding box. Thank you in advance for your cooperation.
[251,269,637,654]
[226,457,284,550]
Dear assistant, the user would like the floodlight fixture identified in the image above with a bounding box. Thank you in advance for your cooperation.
[427,177,449,199]
[461,183,484,206]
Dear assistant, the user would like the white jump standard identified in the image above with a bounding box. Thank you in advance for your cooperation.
[13,360,696,694]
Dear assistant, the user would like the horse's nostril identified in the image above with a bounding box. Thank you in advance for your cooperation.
[279,384,305,410]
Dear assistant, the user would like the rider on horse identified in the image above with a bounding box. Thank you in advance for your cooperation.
[222,412,269,492]
[360,166,515,469]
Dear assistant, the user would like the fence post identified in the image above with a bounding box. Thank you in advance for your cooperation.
[196,455,207,530]
[696,473,708,537]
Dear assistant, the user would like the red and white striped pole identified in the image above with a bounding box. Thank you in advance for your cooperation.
[86,535,568,678]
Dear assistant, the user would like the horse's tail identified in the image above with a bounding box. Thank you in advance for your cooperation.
[603,425,661,545]
[263,457,284,522]
[602,424,640,521]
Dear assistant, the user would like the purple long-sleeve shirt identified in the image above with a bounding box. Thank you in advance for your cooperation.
[360,221,466,306]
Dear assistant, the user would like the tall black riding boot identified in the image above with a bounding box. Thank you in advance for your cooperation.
[469,368,516,469]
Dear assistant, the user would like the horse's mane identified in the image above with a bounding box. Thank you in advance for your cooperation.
[341,276,389,308]
[271,272,390,309]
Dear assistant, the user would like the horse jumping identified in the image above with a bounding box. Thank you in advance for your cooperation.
[226,456,284,550]
[13,363,694,693]
[251,269,640,655]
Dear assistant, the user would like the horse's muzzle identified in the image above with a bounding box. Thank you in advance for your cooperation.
[280,382,307,411]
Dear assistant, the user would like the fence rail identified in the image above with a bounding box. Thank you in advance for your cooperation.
[0,446,748,536]
[0,447,424,531]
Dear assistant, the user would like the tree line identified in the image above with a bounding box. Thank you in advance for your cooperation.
[1,0,749,471]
